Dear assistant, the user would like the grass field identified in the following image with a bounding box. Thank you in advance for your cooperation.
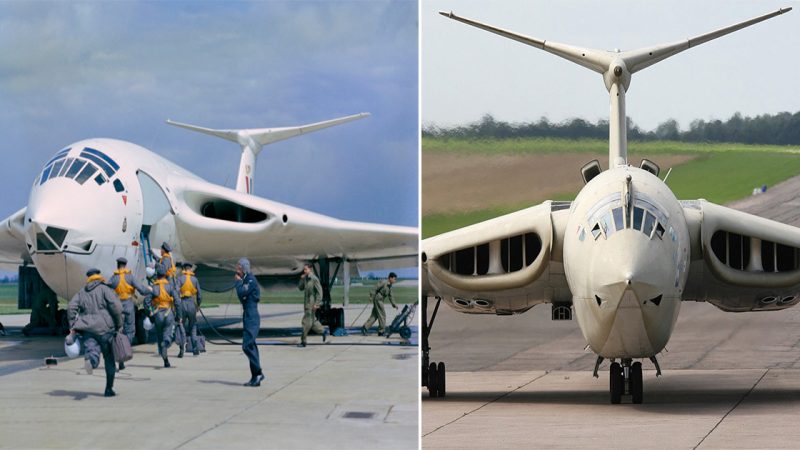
[423,137,800,237]
[0,282,418,316]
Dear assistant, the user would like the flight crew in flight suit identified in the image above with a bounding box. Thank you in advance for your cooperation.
[361,272,398,336]
[235,258,265,387]
[66,268,123,397]
[106,257,152,370]
[152,242,185,357]
[145,264,181,368]
[297,263,328,347]
[177,263,202,356]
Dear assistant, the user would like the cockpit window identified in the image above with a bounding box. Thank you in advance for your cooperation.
[585,190,669,241]
[65,159,86,179]
[37,147,120,188]
[58,158,75,177]
[80,147,119,177]
[642,211,656,236]
[612,207,624,230]
[75,164,98,185]
[632,207,644,231]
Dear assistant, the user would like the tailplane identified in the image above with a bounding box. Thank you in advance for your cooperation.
[440,8,791,168]
[167,112,369,194]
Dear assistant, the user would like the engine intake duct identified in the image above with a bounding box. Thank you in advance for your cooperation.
[437,232,542,276]
[200,199,268,223]
[710,230,800,273]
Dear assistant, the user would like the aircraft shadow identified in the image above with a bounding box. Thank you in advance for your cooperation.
[47,389,104,401]
[424,388,800,413]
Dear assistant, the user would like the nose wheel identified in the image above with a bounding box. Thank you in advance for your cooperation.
[608,359,643,404]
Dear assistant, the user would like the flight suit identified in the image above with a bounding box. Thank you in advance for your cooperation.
[177,269,202,355]
[67,274,123,395]
[146,277,180,366]
[236,270,262,379]
[107,269,150,345]
[362,279,397,334]
[298,273,325,345]
[158,250,184,353]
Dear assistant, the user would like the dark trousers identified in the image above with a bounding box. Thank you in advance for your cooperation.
[181,298,199,352]
[83,331,115,390]
[121,300,135,344]
[242,301,262,377]
[154,309,174,358]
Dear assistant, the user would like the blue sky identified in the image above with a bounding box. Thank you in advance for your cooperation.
[0,1,419,229]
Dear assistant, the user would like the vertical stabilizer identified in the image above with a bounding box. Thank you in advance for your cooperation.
[440,8,791,169]
[167,112,370,194]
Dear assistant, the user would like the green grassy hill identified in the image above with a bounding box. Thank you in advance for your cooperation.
[423,137,800,237]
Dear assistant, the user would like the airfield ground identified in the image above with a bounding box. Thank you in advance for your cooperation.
[0,302,419,450]
[422,141,800,448]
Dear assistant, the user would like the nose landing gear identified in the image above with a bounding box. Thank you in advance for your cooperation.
[608,358,644,404]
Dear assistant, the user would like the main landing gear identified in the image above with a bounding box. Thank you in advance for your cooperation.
[596,355,657,404]
[422,295,446,398]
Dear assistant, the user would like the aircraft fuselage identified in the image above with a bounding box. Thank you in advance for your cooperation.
[564,166,690,358]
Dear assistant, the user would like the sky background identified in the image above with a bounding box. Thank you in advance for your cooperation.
[0,0,419,231]
[423,0,800,132]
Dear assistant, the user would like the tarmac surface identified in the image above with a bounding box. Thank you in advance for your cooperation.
[422,175,800,448]
[0,303,418,450]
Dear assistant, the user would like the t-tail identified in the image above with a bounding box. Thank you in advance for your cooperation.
[166,112,370,194]
[440,8,791,169]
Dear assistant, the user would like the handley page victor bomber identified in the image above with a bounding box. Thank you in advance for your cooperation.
[422,8,794,403]
[0,113,417,336]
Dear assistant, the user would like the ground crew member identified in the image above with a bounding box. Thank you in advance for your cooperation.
[235,258,264,387]
[297,263,328,347]
[177,262,202,356]
[145,264,180,368]
[106,257,151,370]
[22,283,58,336]
[361,272,398,336]
[66,268,123,397]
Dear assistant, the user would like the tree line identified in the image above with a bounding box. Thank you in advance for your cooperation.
[423,111,800,145]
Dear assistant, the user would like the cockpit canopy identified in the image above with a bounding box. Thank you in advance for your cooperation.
[36,147,125,193]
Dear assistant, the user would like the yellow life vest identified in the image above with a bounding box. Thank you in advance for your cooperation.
[114,269,135,300]
[152,279,173,310]
[87,274,105,283]
[180,270,198,298]
[160,251,177,278]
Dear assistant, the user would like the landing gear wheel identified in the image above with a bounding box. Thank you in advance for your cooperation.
[399,326,411,340]
[609,362,623,404]
[437,362,446,397]
[630,362,643,404]
[428,362,439,397]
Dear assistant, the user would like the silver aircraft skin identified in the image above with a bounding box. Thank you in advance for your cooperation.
[422,7,796,403]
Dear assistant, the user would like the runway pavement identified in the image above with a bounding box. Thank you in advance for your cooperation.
[0,303,418,450]
[422,175,800,448]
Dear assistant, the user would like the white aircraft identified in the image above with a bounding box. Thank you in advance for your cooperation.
[422,8,795,403]
[0,112,417,336]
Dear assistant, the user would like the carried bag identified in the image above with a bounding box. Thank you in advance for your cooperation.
[184,335,206,353]
[112,332,133,363]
